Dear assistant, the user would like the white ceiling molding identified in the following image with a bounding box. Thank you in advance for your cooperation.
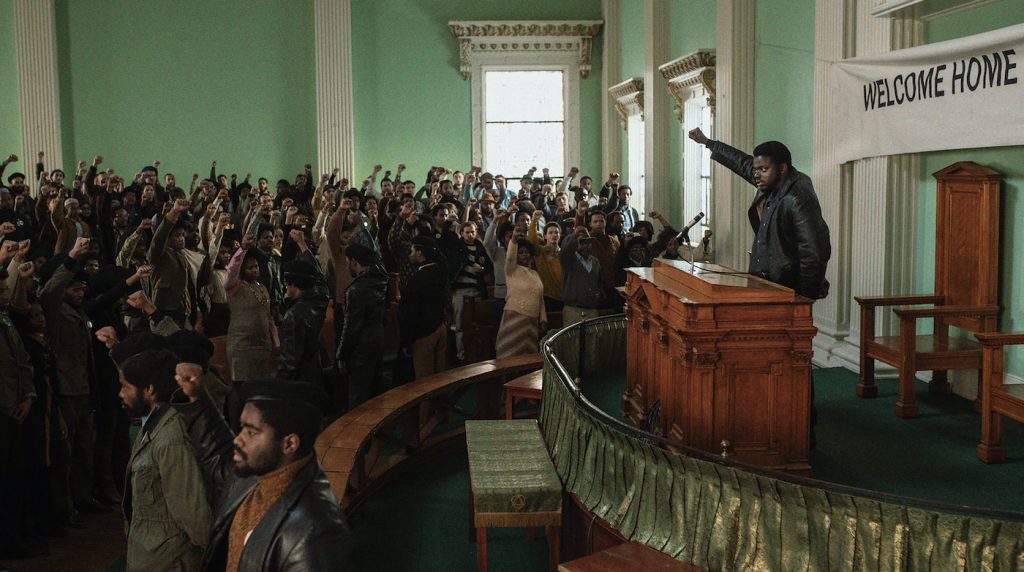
[608,77,644,130]
[449,20,604,80]
[871,0,997,20]
[659,50,716,122]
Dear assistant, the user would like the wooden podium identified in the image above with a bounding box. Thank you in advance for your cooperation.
[622,259,816,472]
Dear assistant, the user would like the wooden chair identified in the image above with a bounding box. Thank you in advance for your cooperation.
[462,296,498,363]
[855,162,1002,418]
[974,332,1024,463]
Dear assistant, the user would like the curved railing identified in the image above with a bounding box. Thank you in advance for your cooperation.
[539,315,1024,571]
[316,354,543,512]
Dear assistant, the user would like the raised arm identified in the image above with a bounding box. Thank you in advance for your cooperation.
[224,236,252,294]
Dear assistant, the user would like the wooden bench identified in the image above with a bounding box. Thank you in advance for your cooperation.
[316,354,544,509]
[558,541,704,571]
[466,419,562,572]
[505,370,543,420]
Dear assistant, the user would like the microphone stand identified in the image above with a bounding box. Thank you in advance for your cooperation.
[680,229,697,273]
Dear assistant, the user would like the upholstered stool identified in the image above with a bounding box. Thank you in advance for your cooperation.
[466,419,562,572]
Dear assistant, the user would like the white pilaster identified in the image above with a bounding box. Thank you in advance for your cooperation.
[818,2,922,370]
[13,0,63,177]
[811,0,855,364]
[713,0,755,271]
[602,0,621,177]
[314,0,355,180]
[643,0,671,217]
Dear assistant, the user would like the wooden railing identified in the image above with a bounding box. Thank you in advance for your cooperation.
[315,354,543,511]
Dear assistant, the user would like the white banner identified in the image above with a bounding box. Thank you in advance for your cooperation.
[832,23,1024,163]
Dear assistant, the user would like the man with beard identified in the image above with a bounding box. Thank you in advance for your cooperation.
[115,346,211,571]
[172,377,351,570]
[335,244,388,409]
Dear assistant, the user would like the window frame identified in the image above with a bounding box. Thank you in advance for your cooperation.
[479,65,573,179]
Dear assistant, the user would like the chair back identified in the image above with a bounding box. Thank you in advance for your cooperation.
[933,162,1002,332]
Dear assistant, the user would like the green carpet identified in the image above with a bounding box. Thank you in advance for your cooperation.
[348,452,549,571]
[579,366,1024,513]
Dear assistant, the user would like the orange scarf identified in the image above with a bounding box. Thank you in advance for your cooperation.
[226,454,313,571]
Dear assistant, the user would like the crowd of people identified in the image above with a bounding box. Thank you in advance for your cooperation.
[0,150,714,569]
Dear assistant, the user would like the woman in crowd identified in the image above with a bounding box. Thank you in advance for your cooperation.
[496,236,546,358]
[223,233,276,427]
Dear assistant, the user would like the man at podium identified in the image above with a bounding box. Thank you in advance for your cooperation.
[687,128,831,300]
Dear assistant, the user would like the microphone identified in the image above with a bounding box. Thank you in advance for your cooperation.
[675,211,705,243]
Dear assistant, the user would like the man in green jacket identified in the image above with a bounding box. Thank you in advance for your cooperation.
[40,236,100,513]
[117,347,212,572]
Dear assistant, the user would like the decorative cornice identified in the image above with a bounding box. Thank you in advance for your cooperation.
[608,77,644,130]
[659,50,716,122]
[449,20,604,80]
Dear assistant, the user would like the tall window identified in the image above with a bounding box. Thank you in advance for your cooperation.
[698,105,712,225]
[626,114,646,216]
[483,70,566,178]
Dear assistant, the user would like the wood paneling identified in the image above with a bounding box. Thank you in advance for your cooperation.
[623,260,816,472]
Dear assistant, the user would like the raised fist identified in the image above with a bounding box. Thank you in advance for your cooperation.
[687,127,709,145]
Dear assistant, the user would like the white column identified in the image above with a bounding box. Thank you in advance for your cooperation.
[14,0,63,178]
[314,0,355,180]
[601,0,622,177]
[643,0,671,216]
[713,0,755,271]
[823,4,922,371]
[811,0,854,364]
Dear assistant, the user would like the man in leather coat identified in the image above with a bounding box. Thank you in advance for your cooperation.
[688,128,831,299]
[172,376,351,570]
[336,243,389,409]
[276,231,329,385]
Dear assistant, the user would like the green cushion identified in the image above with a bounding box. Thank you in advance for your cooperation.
[466,420,562,516]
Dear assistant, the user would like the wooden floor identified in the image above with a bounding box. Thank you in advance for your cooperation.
[1,509,126,572]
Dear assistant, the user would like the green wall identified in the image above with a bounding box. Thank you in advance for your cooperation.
[54,0,315,182]
[0,0,21,163]
[918,2,1024,377]
[753,0,815,173]
[351,0,603,185]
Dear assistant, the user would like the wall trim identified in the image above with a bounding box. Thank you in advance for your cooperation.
[608,77,644,129]
[449,20,604,80]
[870,0,997,20]
[659,50,716,122]
[451,20,601,174]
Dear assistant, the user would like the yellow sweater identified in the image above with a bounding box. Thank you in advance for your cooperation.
[527,218,563,301]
